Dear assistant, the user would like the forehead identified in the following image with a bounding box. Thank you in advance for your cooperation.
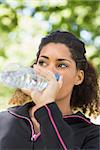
[39,43,72,59]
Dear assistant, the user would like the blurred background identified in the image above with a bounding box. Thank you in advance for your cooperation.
[0,0,100,123]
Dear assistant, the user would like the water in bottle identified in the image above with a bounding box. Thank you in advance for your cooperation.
[0,63,60,91]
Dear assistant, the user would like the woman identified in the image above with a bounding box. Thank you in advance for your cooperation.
[0,31,99,150]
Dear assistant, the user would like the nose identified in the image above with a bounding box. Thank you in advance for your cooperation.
[46,64,60,81]
[46,64,57,74]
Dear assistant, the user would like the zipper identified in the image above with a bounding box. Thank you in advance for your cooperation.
[8,110,41,141]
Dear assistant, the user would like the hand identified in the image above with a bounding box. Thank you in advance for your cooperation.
[21,65,63,109]
[31,65,63,108]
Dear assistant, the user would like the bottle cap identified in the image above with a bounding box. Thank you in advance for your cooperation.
[55,73,60,81]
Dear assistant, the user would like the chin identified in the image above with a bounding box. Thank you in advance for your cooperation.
[55,95,66,102]
[55,92,71,103]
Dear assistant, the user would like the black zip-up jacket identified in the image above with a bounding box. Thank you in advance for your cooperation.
[0,102,99,150]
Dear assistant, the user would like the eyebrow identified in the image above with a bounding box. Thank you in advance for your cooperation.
[40,55,71,63]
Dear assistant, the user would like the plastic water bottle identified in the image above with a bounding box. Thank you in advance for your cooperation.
[0,63,60,91]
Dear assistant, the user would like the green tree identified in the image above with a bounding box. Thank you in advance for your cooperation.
[0,0,100,109]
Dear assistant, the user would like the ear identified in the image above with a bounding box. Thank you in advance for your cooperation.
[74,70,84,85]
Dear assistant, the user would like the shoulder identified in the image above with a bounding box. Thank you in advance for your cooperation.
[87,123,100,136]
[0,106,18,124]
[0,109,13,131]
[0,105,20,118]
[63,111,100,131]
[0,102,34,120]
[0,104,24,124]
[0,109,10,119]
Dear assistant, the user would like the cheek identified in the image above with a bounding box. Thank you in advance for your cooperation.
[59,73,76,95]
[55,71,77,101]
[63,72,76,87]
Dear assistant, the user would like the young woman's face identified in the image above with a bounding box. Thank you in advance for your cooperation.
[36,43,84,102]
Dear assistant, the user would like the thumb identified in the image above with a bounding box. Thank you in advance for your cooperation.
[31,89,41,103]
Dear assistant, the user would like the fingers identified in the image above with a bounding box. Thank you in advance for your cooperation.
[31,89,41,103]
[33,65,58,82]
[34,64,63,90]
[21,65,63,96]
[21,88,32,96]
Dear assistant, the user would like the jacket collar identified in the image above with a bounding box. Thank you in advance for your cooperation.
[8,102,91,123]
[63,111,91,124]
[8,102,35,118]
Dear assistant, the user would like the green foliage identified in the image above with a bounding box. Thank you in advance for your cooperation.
[0,3,17,32]
[0,0,100,109]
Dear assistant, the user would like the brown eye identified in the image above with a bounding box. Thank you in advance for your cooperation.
[58,63,68,68]
[38,60,47,67]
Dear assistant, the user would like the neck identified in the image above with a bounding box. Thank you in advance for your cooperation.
[56,98,73,116]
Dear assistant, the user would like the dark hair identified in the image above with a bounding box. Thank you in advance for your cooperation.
[34,30,100,117]
[9,30,99,117]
